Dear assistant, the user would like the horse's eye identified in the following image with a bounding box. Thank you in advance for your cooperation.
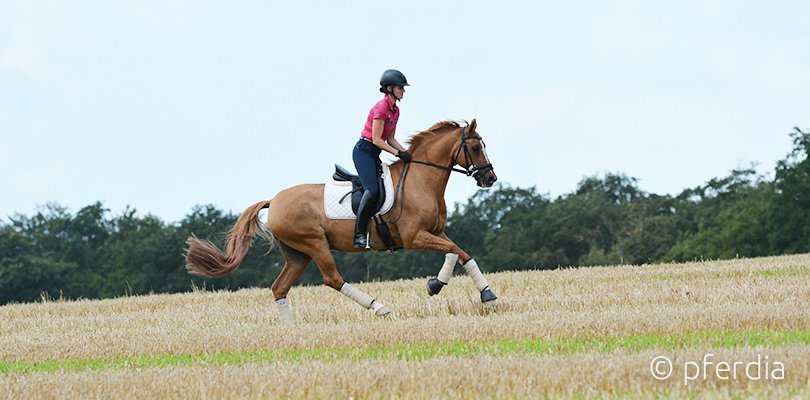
[472,145,481,152]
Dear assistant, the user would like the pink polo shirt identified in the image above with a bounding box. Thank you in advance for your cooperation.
[360,95,400,142]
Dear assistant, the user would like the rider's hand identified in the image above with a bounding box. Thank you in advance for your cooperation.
[397,150,412,163]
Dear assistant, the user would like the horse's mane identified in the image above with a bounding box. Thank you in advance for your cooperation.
[407,120,464,151]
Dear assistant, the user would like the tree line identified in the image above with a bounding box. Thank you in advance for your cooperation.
[1,128,807,305]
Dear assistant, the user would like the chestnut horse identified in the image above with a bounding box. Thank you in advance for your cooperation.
[185,119,498,323]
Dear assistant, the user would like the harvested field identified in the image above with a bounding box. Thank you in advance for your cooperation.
[1,254,809,398]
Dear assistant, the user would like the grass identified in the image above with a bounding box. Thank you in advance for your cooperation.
[2,327,808,375]
[757,264,810,277]
[3,346,808,399]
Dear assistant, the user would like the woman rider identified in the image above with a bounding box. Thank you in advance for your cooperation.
[352,69,412,248]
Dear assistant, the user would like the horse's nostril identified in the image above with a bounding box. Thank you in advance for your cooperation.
[488,175,497,184]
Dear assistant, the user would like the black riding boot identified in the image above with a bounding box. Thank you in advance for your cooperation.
[353,191,378,248]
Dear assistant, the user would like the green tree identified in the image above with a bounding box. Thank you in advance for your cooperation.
[665,168,772,261]
[770,127,810,253]
[612,194,681,265]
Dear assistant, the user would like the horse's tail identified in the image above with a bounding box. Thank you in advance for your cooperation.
[184,200,274,277]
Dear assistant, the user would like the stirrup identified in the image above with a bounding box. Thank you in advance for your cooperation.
[353,233,377,249]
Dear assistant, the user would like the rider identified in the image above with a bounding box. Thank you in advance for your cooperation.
[352,69,412,248]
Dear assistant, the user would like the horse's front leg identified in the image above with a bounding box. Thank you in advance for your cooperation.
[406,230,498,305]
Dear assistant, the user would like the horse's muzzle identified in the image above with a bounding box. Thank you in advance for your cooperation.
[485,174,498,186]
[475,169,498,188]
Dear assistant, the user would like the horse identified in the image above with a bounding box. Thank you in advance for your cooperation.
[184,119,499,323]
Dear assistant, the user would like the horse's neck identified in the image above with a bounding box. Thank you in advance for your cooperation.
[397,131,457,201]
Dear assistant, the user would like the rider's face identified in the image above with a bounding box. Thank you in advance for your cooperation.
[393,85,405,100]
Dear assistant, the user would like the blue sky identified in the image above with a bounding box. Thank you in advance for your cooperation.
[2,1,808,222]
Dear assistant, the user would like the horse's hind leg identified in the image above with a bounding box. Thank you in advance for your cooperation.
[307,242,391,317]
[271,240,312,324]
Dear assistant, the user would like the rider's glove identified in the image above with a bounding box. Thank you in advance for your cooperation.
[397,150,412,163]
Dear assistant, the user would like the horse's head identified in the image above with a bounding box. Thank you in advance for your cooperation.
[453,119,498,188]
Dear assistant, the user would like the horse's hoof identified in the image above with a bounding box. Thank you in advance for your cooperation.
[427,278,446,296]
[374,305,391,316]
[480,288,498,305]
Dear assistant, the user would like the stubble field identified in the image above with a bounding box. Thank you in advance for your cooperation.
[1,254,809,399]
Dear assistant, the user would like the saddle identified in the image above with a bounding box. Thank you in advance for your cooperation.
[332,164,386,215]
[331,164,400,251]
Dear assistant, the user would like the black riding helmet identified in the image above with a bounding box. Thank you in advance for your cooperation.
[379,69,409,94]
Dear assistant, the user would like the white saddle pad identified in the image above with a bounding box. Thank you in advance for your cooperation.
[324,164,396,220]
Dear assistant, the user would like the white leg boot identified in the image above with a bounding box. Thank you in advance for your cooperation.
[276,298,295,324]
[463,259,498,306]
[427,253,458,296]
[340,283,391,316]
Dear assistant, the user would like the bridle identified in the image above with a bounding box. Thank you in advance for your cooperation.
[410,125,493,179]
[388,125,494,225]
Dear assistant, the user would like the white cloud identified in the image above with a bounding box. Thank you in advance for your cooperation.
[1,2,808,220]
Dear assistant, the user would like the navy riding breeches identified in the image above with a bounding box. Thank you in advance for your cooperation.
[352,139,382,198]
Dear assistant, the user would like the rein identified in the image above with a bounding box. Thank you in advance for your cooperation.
[388,125,493,225]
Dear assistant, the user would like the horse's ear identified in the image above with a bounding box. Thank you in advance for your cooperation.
[469,118,477,132]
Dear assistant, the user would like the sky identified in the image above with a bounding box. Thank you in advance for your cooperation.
[2,1,809,223]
